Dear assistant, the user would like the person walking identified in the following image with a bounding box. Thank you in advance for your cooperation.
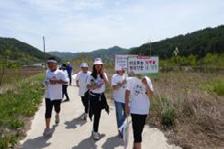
[43,57,69,137]
[87,58,109,140]
[66,62,73,85]
[61,64,70,102]
[76,63,91,120]
[111,66,127,138]
[125,75,154,149]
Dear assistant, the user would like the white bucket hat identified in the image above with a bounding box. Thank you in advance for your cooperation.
[80,63,89,68]
[94,58,103,65]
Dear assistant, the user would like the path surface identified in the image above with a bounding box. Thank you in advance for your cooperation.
[20,85,181,149]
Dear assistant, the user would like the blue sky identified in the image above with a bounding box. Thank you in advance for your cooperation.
[0,0,224,52]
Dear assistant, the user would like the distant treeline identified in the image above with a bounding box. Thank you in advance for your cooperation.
[130,25,224,60]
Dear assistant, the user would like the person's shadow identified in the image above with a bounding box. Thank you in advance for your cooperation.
[22,125,57,149]
[64,114,87,129]
[101,135,124,149]
[72,134,106,149]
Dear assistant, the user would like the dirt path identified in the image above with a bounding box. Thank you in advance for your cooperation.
[20,85,181,149]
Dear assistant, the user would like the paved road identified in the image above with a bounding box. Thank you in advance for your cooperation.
[20,85,181,149]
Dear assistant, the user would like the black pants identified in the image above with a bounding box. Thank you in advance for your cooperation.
[62,85,70,100]
[131,114,147,143]
[45,98,62,118]
[68,74,72,85]
[89,95,102,132]
[81,92,89,113]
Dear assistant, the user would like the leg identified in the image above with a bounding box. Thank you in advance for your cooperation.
[62,85,66,99]
[131,114,147,149]
[45,98,53,128]
[114,101,125,129]
[53,100,62,124]
[81,96,89,114]
[93,106,102,132]
[64,85,70,100]
[69,74,72,85]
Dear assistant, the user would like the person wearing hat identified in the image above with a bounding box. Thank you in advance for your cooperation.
[125,74,154,149]
[111,66,127,138]
[76,63,91,120]
[61,64,70,102]
[43,57,69,137]
[87,58,110,140]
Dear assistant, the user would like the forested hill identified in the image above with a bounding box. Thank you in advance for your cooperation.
[130,25,224,59]
[0,37,56,65]
[49,46,129,62]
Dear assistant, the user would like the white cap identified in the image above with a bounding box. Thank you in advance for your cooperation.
[94,58,103,65]
[80,63,89,68]
[115,66,125,71]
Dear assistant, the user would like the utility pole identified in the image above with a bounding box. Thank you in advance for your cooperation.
[149,40,152,57]
[43,36,46,69]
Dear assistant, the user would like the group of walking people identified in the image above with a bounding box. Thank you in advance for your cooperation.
[43,56,154,149]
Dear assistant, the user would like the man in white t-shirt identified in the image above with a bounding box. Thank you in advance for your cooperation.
[125,75,154,149]
[76,63,91,120]
[111,66,127,137]
[43,57,69,137]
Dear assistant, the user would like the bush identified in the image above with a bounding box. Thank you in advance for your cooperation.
[213,80,224,96]
[160,97,176,128]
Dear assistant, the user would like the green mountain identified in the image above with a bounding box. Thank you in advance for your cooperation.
[49,46,129,62]
[130,25,224,59]
[0,37,57,65]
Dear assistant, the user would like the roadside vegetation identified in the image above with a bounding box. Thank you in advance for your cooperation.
[0,73,44,149]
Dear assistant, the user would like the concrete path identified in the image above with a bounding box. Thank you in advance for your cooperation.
[20,85,181,149]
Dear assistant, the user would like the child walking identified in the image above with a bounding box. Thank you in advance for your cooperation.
[76,63,91,120]
[125,75,154,149]
[43,57,69,137]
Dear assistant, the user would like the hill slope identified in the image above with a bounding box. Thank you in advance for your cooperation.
[49,46,129,62]
[130,25,224,59]
[0,37,56,65]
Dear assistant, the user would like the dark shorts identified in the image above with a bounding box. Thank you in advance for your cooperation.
[131,114,147,143]
[45,98,62,118]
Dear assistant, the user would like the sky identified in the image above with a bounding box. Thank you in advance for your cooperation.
[0,0,224,52]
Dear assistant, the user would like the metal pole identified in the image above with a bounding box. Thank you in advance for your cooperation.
[149,40,152,57]
[43,36,46,69]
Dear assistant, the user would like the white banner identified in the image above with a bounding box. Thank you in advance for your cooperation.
[115,55,136,70]
[127,56,159,74]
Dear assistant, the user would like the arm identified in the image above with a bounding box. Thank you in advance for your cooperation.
[76,80,80,87]
[125,90,130,116]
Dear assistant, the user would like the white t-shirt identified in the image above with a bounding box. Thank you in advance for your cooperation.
[87,73,108,94]
[111,74,127,103]
[76,71,91,96]
[126,77,154,115]
[62,70,69,85]
[44,69,69,100]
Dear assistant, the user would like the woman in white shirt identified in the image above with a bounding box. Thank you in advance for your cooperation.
[111,66,127,137]
[87,58,109,140]
[125,75,154,149]
[76,63,91,120]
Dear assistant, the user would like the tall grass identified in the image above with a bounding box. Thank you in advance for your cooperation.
[149,72,224,148]
[0,73,44,149]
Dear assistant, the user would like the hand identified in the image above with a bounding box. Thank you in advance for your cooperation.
[125,105,130,116]
[49,79,58,84]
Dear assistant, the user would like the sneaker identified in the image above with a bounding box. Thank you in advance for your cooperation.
[81,113,87,121]
[63,99,70,102]
[92,131,100,140]
[55,115,60,124]
[43,128,52,137]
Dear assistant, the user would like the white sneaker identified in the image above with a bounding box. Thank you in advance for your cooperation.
[43,128,52,137]
[92,131,100,140]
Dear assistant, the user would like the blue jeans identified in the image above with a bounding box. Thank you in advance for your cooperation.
[114,101,126,129]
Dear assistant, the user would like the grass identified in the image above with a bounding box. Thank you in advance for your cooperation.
[148,72,224,149]
[0,73,44,149]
